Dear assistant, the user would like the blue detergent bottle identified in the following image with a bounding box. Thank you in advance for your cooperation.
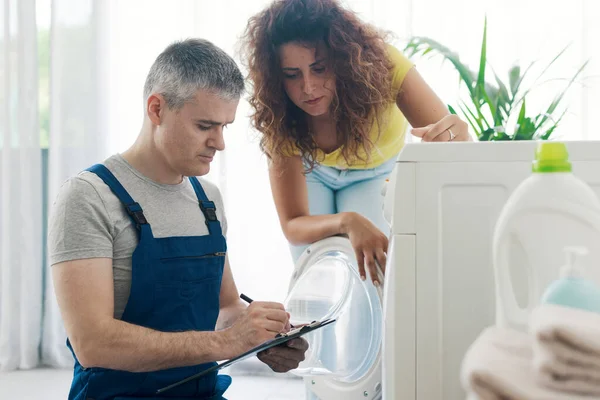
[541,246,600,314]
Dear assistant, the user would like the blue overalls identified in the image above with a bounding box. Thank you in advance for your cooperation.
[66,164,232,400]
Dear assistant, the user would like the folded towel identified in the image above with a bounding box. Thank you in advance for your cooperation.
[460,326,589,400]
[530,304,600,395]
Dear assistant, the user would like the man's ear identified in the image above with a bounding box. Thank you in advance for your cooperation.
[147,93,165,125]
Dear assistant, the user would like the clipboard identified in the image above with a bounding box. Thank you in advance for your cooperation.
[156,318,336,394]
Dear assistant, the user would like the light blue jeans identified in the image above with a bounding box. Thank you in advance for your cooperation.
[289,157,396,400]
[289,156,396,261]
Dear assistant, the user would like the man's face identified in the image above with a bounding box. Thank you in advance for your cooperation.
[155,90,239,177]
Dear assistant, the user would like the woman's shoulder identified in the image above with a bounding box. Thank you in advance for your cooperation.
[384,43,415,92]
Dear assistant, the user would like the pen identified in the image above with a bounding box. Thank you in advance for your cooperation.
[240,293,254,304]
[239,293,294,328]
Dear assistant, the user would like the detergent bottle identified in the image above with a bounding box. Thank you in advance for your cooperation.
[492,142,600,331]
[540,246,600,314]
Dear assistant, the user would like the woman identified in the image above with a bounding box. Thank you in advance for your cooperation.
[241,0,471,285]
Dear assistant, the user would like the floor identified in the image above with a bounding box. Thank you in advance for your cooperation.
[0,365,305,400]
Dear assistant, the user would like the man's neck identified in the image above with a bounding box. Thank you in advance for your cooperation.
[121,126,184,185]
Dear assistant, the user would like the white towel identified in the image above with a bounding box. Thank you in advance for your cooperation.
[460,326,590,400]
[530,304,600,396]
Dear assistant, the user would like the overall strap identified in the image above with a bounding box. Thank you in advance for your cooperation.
[86,164,150,232]
[189,177,223,237]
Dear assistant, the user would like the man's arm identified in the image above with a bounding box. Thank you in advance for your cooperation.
[53,257,237,372]
[216,255,246,330]
[53,256,290,373]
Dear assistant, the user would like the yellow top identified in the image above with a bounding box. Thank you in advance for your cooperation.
[284,44,414,169]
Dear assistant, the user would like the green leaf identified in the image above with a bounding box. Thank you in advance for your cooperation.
[464,96,491,131]
[508,65,521,97]
[456,103,480,136]
[476,17,487,92]
[474,17,502,127]
[511,97,527,140]
[459,101,484,134]
[540,109,567,140]
[517,99,526,125]
[510,61,536,101]
[404,37,475,95]
[489,130,511,141]
[513,47,572,108]
[514,117,536,140]
[510,47,570,108]
[541,127,556,140]
[491,67,511,116]
[481,87,499,126]
[536,59,589,130]
[534,45,571,85]
[479,128,495,141]
[542,125,557,140]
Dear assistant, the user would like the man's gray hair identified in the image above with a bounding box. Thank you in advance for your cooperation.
[143,38,245,109]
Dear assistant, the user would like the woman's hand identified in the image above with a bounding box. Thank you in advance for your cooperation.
[341,212,388,286]
[410,114,472,142]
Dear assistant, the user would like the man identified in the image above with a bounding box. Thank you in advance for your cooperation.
[49,38,308,400]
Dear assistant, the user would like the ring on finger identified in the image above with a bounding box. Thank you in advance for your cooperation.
[447,128,456,141]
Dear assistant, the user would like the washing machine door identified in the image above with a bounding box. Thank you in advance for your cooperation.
[284,236,383,399]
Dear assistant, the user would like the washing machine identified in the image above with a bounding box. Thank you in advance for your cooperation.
[380,140,600,400]
[284,236,384,400]
[283,140,600,400]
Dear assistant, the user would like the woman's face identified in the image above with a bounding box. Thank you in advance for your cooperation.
[278,41,336,117]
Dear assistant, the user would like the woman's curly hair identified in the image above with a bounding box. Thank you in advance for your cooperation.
[240,0,395,169]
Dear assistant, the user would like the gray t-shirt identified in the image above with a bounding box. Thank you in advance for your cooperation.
[48,154,227,319]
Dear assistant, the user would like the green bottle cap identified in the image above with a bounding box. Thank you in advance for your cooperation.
[532,142,572,173]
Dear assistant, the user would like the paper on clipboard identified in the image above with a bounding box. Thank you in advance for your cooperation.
[156,318,337,395]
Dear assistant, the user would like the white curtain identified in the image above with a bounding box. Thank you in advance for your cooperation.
[41,0,110,367]
[0,0,43,371]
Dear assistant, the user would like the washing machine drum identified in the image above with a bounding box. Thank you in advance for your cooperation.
[284,236,383,384]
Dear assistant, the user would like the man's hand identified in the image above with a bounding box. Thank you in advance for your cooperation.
[222,301,289,358]
[257,338,309,373]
